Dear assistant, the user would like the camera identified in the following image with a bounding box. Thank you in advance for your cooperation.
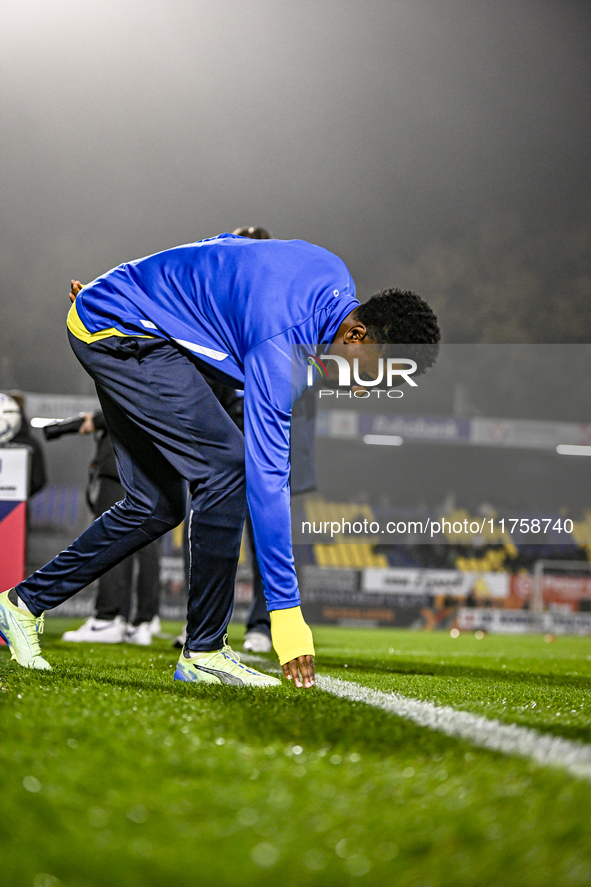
[43,416,85,441]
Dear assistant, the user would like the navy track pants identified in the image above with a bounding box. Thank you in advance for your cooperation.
[16,332,246,651]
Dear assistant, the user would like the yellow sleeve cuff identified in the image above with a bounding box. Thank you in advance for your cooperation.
[270,606,315,666]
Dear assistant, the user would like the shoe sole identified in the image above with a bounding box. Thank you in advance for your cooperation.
[173,664,279,687]
[174,666,201,683]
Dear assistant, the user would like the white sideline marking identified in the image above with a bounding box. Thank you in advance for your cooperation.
[318,675,591,782]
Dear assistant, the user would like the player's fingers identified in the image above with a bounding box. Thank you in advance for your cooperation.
[287,658,302,688]
[298,655,315,688]
[282,662,292,681]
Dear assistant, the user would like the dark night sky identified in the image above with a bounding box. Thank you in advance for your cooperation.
[1,0,590,393]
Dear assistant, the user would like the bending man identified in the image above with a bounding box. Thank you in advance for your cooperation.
[0,233,440,688]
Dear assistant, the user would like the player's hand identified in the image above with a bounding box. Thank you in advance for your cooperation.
[282,655,315,689]
[78,413,96,434]
[69,279,83,303]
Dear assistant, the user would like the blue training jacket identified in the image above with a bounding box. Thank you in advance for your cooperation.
[74,233,359,611]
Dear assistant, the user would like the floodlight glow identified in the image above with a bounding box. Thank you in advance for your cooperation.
[31,417,59,428]
[556,444,591,456]
[362,434,403,446]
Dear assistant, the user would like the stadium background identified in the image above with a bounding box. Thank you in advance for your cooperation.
[1,3,591,886]
[12,341,591,636]
[1,1,589,635]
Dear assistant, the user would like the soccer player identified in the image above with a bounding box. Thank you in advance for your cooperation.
[0,233,440,688]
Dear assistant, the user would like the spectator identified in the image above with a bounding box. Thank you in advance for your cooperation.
[61,411,161,645]
[9,391,47,498]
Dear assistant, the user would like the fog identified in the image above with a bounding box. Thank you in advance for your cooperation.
[1,0,590,393]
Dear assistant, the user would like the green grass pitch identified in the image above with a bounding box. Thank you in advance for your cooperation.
[1,622,591,887]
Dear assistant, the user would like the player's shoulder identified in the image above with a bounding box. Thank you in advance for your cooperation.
[257,237,352,279]
[145,233,346,265]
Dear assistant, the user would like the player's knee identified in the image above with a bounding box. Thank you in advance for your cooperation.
[113,485,185,534]
[153,488,187,530]
[111,493,153,525]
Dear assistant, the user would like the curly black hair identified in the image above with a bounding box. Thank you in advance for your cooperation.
[353,288,440,375]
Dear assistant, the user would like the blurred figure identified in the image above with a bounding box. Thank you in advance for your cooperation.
[8,391,47,572]
[179,227,276,652]
[173,226,318,654]
[232,226,272,240]
[61,410,161,645]
[9,391,47,498]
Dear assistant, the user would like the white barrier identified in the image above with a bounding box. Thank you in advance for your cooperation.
[457,607,591,635]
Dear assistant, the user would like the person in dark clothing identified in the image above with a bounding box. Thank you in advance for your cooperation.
[173,378,317,652]
[172,227,318,653]
[9,392,47,498]
[61,410,161,645]
[8,392,48,578]
[208,380,277,651]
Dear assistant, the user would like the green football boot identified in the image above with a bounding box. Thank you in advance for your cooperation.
[0,589,51,670]
[174,636,280,687]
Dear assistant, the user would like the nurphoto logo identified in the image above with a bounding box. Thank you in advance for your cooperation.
[303,351,418,398]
